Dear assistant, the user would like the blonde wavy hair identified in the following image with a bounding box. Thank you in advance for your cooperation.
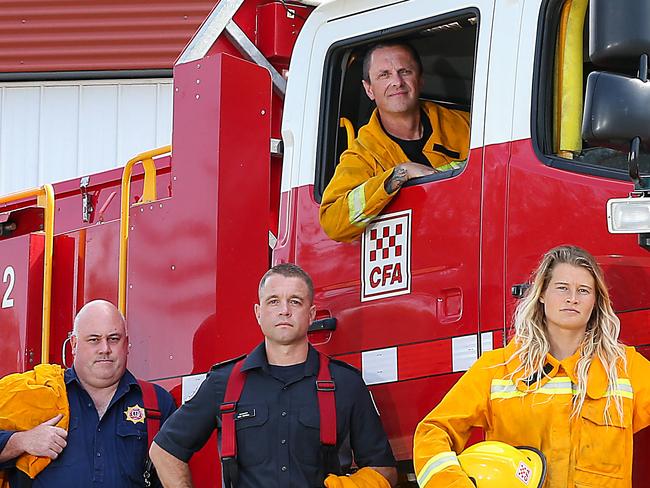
[508,245,626,422]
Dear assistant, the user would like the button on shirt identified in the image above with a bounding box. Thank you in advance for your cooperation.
[155,343,396,488]
[0,368,176,488]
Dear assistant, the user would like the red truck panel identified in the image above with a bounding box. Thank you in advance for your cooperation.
[0,234,44,375]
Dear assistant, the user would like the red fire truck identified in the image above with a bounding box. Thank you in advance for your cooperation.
[1,0,649,484]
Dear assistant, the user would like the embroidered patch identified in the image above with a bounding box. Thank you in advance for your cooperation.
[516,461,532,485]
[124,404,146,424]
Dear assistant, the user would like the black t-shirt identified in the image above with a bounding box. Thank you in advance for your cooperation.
[381,109,433,167]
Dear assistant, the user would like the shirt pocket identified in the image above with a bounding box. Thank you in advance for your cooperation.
[234,403,269,467]
[294,407,321,467]
[51,415,79,468]
[575,400,631,485]
[116,420,148,485]
[38,415,82,486]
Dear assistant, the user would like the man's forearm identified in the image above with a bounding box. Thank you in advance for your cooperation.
[150,441,193,488]
[384,166,409,194]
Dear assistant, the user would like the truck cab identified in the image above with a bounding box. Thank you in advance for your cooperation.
[276,0,650,474]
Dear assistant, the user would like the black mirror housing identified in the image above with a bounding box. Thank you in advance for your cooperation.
[590,0,650,70]
[582,71,650,150]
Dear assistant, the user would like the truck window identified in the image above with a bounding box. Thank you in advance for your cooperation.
[314,13,478,202]
[536,0,650,177]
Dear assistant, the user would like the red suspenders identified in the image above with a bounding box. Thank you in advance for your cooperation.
[220,360,246,461]
[219,352,337,487]
[315,352,337,447]
[137,379,162,449]
[137,379,163,488]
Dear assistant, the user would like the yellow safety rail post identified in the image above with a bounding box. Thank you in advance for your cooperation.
[0,184,55,364]
[118,145,171,316]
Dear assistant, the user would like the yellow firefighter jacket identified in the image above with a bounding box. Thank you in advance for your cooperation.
[319,101,470,242]
[0,364,69,485]
[324,467,391,487]
[413,341,650,488]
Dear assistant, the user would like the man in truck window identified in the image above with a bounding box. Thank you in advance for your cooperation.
[150,263,397,488]
[0,300,176,488]
[320,41,471,242]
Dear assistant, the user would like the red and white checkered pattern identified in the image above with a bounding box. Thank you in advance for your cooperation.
[516,461,531,485]
[367,223,404,262]
[361,210,411,302]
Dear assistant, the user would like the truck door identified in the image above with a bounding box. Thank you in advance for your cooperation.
[278,0,494,460]
[506,0,650,482]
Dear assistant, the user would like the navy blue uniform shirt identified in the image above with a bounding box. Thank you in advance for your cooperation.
[0,368,175,488]
[154,343,396,488]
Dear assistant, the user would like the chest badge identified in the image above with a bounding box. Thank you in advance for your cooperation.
[124,404,146,424]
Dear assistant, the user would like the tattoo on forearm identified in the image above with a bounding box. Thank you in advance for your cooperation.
[385,166,408,194]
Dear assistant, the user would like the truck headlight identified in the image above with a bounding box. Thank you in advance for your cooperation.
[607,196,650,233]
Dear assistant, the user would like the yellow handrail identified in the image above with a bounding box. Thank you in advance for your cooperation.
[0,184,55,364]
[340,117,356,149]
[118,145,171,316]
[553,0,587,158]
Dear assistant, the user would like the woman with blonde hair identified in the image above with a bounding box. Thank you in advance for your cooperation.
[413,245,650,487]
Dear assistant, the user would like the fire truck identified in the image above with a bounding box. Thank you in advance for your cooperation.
[1,0,649,484]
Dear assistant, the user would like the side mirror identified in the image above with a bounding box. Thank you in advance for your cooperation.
[583,69,650,248]
[585,0,650,190]
[582,68,650,190]
[582,71,650,151]
[587,0,650,248]
[590,0,650,70]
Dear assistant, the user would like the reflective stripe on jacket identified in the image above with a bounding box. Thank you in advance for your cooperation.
[319,101,470,242]
[413,340,650,488]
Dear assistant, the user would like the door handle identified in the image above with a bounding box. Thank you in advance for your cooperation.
[511,283,530,299]
[308,317,337,333]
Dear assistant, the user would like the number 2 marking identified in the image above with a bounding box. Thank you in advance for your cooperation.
[2,266,15,308]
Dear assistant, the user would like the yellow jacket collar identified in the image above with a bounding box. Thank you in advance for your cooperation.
[420,101,464,158]
[356,101,464,170]
[502,340,554,392]
[357,107,408,171]
[501,340,609,398]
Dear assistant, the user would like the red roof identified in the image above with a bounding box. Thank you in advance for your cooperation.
[0,0,216,73]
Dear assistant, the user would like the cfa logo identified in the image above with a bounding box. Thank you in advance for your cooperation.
[361,210,412,302]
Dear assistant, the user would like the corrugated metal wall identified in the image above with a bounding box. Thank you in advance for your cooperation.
[0,1,219,193]
[0,0,215,73]
[0,79,173,194]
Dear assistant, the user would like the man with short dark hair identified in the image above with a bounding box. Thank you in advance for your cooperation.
[257,262,314,301]
[320,41,471,241]
[150,263,397,488]
[0,300,176,487]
